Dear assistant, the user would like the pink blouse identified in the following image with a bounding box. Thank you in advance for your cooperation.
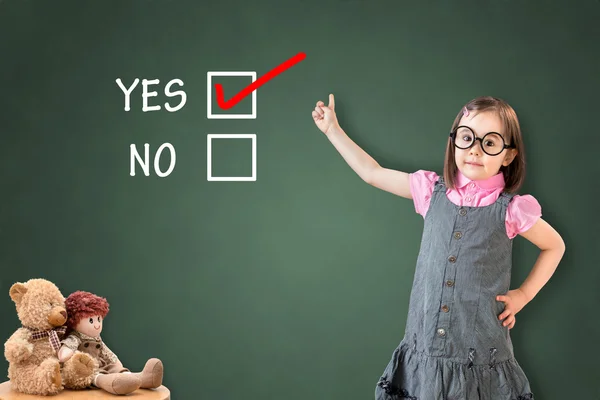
[409,170,542,239]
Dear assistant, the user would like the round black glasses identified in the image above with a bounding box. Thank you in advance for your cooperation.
[449,126,515,156]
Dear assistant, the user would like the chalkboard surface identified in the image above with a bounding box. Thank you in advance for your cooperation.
[0,1,598,399]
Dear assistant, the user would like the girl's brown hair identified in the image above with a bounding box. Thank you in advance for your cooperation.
[443,96,526,194]
[65,290,110,330]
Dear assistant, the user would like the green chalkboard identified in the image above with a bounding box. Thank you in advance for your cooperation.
[0,1,598,399]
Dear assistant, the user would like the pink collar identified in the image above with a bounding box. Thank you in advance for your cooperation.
[455,170,505,190]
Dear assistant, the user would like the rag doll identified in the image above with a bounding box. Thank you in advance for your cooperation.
[58,290,164,395]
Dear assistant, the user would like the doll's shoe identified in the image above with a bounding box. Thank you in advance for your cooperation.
[95,373,141,395]
[133,358,163,389]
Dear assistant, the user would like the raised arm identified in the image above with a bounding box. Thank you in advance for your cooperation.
[312,94,412,199]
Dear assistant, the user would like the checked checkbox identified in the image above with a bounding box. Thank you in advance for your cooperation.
[207,72,257,119]
[207,134,257,181]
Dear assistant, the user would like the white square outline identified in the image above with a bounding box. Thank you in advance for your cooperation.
[207,72,257,119]
[207,134,257,181]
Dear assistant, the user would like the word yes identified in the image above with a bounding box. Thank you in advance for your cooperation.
[116,78,187,112]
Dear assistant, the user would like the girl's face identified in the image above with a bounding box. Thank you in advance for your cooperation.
[454,111,517,181]
[75,314,103,337]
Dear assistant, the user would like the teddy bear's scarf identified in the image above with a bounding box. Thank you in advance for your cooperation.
[28,326,67,353]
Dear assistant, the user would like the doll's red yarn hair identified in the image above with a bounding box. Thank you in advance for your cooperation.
[65,291,110,329]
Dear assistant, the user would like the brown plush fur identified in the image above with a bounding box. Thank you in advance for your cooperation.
[3,279,96,395]
[61,351,98,390]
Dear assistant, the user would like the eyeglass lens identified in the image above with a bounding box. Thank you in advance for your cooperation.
[454,127,506,156]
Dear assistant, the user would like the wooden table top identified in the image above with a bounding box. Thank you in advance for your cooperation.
[0,381,170,400]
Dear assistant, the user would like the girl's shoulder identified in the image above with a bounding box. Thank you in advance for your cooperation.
[409,170,443,217]
[506,192,542,212]
[410,169,440,182]
[506,194,542,238]
[409,169,441,193]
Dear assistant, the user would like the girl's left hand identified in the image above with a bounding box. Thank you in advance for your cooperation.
[496,289,529,329]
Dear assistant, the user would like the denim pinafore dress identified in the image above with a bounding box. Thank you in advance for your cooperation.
[375,177,534,400]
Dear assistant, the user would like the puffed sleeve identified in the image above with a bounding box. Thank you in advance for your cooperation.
[60,334,81,351]
[505,194,542,239]
[409,170,439,217]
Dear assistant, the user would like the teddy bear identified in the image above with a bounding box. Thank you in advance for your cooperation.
[4,278,96,395]
[58,290,164,395]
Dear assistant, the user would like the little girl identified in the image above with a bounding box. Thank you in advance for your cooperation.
[311,95,565,399]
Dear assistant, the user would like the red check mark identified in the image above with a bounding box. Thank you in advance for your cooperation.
[214,52,306,110]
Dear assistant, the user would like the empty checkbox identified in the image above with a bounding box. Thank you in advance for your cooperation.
[207,134,257,181]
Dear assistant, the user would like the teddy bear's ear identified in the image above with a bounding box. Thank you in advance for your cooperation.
[9,283,27,305]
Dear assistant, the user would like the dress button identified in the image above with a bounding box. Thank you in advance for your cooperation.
[465,197,472,202]
[437,328,446,337]
[446,280,455,287]
[441,305,449,313]
[470,183,475,189]
[459,208,467,216]
[453,231,462,240]
[448,255,457,263]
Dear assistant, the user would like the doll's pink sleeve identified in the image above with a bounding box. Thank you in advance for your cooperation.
[409,170,439,217]
[506,194,542,239]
